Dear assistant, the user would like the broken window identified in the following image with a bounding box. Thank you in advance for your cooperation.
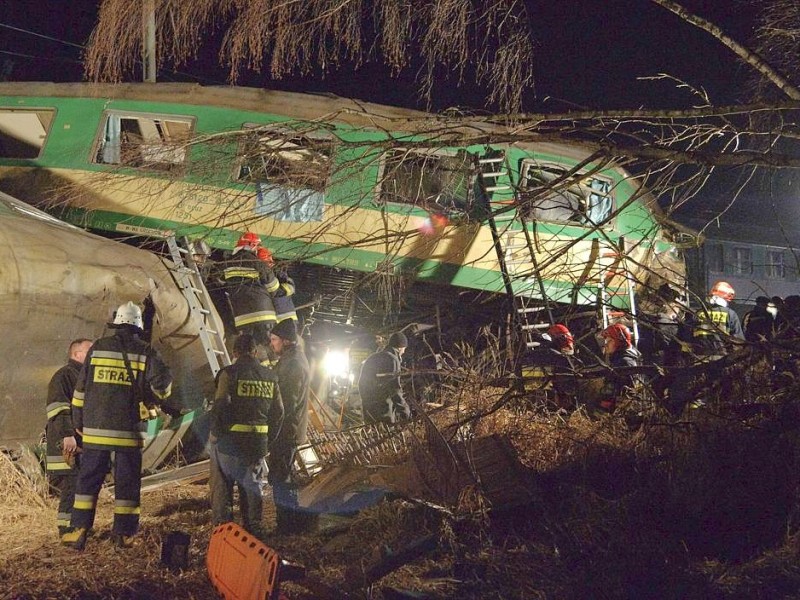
[0,108,55,159]
[94,112,193,171]
[519,161,614,225]
[238,125,332,222]
[378,149,474,213]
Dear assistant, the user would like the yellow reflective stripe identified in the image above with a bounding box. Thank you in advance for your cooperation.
[235,313,276,327]
[265,278,280,293]
[224,269,260,279]
[281,282,295,295]
[46,457,71,471]
[114,506,141,515]
[74,497,96,510]
[229,424,269,433]
[91,357,145,371]
[82,434,142,447]
[56,517,71,526]
[47,404,71,419]
[71,396,84,408]
[152,382,172,400]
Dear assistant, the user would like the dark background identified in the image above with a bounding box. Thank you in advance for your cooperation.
[0,0,785,225]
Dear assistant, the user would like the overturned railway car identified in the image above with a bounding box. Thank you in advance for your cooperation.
[0,83,685,331]
[0,191,216,445]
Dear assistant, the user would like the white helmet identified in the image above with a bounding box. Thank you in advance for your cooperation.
[112,301,143,329]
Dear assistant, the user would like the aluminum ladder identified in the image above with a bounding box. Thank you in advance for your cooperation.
[598,237,639,344]
[475,149,554,351]
[166,236,231,376]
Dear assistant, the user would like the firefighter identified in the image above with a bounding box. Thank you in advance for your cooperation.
[257,246,297,325]
[45,338,93,536]
[684,280,744,357]
[209,333,283,539]
[61,301,173,550]
[358,332,412,425]
[527,324,583,410]
[209,232,280,347]
[598,323,642,411]
[267,319,315,535]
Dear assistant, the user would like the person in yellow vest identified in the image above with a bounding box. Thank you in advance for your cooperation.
[45,338,93,536]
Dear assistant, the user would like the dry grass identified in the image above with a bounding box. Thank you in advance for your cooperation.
[5,385,800,599]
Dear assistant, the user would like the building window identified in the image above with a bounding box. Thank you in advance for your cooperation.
[378,149,474,212]
[707,244,724,273]
[0,108,55,159]
[238,125,333,223]
[94,111,194,172]
[766,249,785,279]
[732,247,752,275]
[519,160,614,225]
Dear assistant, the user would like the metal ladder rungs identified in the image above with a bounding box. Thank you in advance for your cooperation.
[480,170,506,178]
[478,156,505,165]
[485,185,512,192]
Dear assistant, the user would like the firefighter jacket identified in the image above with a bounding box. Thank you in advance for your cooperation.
[210,249,280,329]
[45,358,83,473]
[273,345,310,449]
[604,346,643,398]
[211,355,284,463]
[273,271,297,324]
[743,306,775,342]
[71,328,173,451]
[685,303,744,356]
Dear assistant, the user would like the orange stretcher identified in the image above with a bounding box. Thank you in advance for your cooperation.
[207,522,284,600]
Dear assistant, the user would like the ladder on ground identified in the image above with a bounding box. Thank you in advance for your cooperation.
[598,237,639,344]
[474,149,554,351]
[166,236,231,377]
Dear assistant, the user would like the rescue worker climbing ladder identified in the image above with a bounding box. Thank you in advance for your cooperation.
[62,301,173,550]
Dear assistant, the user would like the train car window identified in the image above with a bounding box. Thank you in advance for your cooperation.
[378,149,474,212]
[238,124,333,223]
[520,161,614,225]
[93,111,193,172]
[0,108,55,159]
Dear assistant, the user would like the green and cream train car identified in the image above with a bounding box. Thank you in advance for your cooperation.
[0,82,684,316]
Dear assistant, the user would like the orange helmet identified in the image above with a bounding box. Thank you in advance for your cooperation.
[601,323,632,348]
[547,324,574,350]
[710,280,735,302]
[256,246,274,266]
[235,231,261,250]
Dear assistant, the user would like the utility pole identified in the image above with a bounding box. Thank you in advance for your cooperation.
[142,0,156,82]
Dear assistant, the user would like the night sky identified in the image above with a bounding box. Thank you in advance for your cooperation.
[0,0,787,225]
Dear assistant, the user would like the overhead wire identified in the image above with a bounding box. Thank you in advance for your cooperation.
[0,21,225,85]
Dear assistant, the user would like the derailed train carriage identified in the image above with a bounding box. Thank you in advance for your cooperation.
[0,191,217,447]
[0,83,686,403]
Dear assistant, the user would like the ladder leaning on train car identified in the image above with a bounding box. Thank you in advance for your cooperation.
[474,148,554,360]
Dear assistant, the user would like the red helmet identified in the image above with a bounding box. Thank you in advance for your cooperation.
[256,246,274,266]
[601,323,632,348]
[710,280,735,302]
[547,324,574,350]
[235,231,261,250]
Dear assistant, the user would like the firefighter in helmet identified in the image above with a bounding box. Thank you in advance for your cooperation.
[598,322,642,411]
[686,281,744,359]
[62,301,173,550]
[209,232,280,347]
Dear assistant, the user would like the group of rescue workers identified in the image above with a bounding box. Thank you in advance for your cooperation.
[44,232,410,549]
[46,223,794,550]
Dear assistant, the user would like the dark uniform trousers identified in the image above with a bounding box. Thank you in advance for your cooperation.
[49,468,78,534]
[72,448,141,536]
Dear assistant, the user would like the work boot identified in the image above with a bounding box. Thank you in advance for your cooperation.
[61,527,88,551]
[112,533,135,548]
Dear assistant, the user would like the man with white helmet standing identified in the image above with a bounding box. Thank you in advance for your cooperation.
[62,301,173,550]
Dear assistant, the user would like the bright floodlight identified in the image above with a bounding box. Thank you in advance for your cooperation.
[323,349,350,378]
